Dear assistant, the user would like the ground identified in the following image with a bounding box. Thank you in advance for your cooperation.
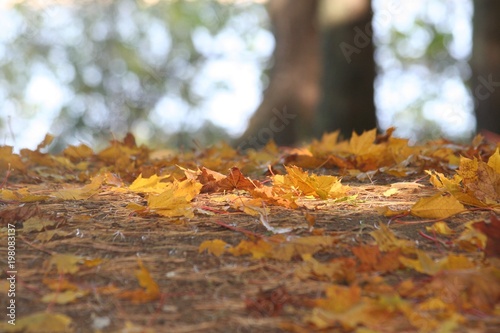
[0,131,499,333]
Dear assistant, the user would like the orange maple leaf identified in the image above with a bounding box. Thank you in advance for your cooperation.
[118,259,160,303]
[216,167,260,192]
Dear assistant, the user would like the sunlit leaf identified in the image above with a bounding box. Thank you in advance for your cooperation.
[147,179,202,218]
[426,221,455,235]
[410,194,464,219]
[129,173,171,193]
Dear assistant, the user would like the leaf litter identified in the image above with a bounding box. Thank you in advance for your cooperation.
[0,130,499,332]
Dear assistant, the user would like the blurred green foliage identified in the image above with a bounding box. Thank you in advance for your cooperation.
[0,0,269,151]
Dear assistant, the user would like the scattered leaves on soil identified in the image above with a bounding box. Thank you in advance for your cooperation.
[0,130,499,332]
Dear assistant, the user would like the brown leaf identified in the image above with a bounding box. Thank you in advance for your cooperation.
[473,214,500,257]
[245,286,291,317]
[466,162,500,204]
[217,167,260,192]
[352,245,401,273]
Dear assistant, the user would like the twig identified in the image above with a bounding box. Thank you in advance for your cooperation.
[213,220,267,240]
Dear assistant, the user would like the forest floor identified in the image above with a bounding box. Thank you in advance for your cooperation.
[1,130,500,333]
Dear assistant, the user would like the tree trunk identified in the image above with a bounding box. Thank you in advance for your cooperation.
[236,0,321,149]
[471,0,500,135]
[314,0,376,139]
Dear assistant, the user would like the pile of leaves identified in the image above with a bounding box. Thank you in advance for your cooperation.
[0,128,499,332]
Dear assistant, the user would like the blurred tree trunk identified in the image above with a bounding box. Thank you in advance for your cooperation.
[236,0,321,149]
[471,0,500,136]
[314,0,376,139]
[236,0,376,149]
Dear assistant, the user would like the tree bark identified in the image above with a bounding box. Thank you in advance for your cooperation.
[236,0,321,149]
[314,0,376,139]
[471,0,500,135]
[236,0,377,149]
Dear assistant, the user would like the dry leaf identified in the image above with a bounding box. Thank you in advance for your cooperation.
[216,167,260,192]
[118,259,160,303]
[370,224,414,252]
[199,239,228,257]
[473,214,500,257]
[42,290,88,304]
[410,194,464,219]
[46,254,83,274]
[147,179,202,218]
[129,173,171,193]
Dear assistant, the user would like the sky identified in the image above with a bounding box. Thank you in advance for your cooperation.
[0,0,475,151]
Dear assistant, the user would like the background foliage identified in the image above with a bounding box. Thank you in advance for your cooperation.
[0,0,475,151]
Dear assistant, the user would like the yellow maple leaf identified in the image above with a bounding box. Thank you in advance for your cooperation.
[118,259,160,303]
[315,284,362,313]
[426,170,487,207]
[63,143,94,161]
[457,156,479,184]
[349,129,377,155]
[274,165,348,200]
[199,239,228,257]
[370,223,414,252]
[46,254,83,274]
[455,221,487,252]
[41,290,88,304]
[0,312,73,333]
[309,131,343,157]
[147,179,202,218]
[22,217,58,233]
[52,173,105,200]
[410,194,465,219]
[488,148,500,173]
[426,221,455,235]
[400,251,474,275]
[0,146,27,173]
[399,250,443,275]
[129,173,171,193]
[228,239,274,259]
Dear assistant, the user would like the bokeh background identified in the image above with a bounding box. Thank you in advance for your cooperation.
[0,0,482,152]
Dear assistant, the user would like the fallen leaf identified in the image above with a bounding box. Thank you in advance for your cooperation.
[370,224,414,252]
[42,290,88,304]
[425,221,455,235]
[352,245,401,272]
[273,165,349,200]
[245,285,291,317]
[410,194,465,219]
[316,284,362,313]
[473,214,500,257]
[46,254,83,274]
[216,167,260,192]
[0,312,73,333]
[147,179,202,218]
[199,239,228,257]
[22,216,59,233]
[129,173,171,194]
[465,162,500,204]
[35,230,71,242]
[399,251,474,275]
[52,173,105,200]
[118,259,160,303]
